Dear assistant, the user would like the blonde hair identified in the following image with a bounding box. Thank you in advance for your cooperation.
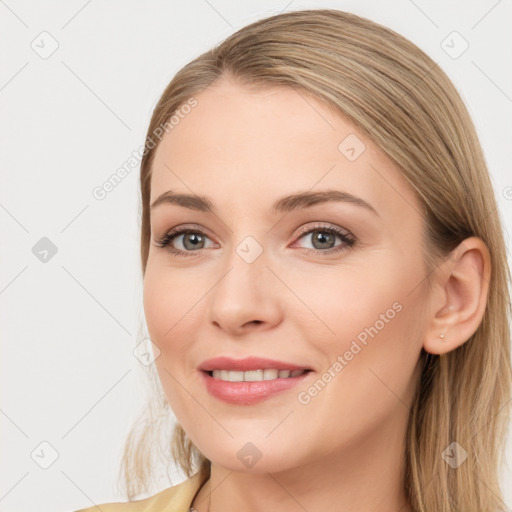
[120,9,512,511]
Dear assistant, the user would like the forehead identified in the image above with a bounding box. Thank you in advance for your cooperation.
[149,78,421,221]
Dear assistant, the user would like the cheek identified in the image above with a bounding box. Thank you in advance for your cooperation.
[284,260,407,344]
[143,260,205,346]
[142,264,205,412]
[291,258,425,430]
[311,248,426,348]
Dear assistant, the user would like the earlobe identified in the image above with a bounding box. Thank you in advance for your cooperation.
[423,237,491,355]
[437,305,455,340]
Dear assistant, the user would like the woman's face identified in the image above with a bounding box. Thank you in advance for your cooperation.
[143,76,431,473]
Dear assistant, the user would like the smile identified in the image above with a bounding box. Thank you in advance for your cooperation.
[200,369,313,405]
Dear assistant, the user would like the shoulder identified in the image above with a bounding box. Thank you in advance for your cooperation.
[73,472,207,512]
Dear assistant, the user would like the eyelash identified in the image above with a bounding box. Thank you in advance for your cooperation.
[153,223,356,258]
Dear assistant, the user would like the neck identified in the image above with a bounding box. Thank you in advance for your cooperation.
[192,406,413,512]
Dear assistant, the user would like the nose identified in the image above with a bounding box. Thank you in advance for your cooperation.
[207,251,284,336]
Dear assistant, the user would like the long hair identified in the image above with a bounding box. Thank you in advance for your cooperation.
[120,9,512,511]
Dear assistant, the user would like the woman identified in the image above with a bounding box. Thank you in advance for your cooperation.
[76,8,511,512]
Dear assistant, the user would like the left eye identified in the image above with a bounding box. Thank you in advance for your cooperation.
[291,225,355,253]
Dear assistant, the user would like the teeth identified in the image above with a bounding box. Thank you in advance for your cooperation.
[211,369,308,382]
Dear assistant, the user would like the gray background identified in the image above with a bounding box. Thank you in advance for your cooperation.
[1,1,511,511]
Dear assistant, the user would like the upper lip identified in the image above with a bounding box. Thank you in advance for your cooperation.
[198,356,313,372]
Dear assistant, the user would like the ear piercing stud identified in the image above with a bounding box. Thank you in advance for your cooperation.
[439,306,454,341]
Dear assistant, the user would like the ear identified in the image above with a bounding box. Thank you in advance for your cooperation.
[423,236,491,355]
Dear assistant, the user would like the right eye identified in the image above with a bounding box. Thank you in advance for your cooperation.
[154,226,217,257]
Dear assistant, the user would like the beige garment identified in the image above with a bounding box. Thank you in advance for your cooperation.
[73,471,208,512]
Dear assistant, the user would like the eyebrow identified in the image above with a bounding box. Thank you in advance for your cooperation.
[150,189,379,216]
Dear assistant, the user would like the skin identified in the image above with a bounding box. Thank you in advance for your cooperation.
[143,75,491,512]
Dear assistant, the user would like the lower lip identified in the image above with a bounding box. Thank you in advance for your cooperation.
[199,370,312,405]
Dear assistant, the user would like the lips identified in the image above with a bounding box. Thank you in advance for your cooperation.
[200,367,313,405]
[198,356,313,372]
